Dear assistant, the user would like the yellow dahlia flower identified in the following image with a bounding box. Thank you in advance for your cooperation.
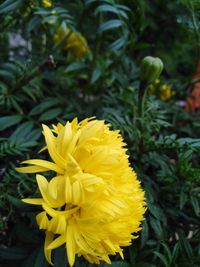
[54,27,89,59]
[17,118,146,266]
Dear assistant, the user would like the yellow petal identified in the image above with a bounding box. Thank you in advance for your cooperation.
[44,231,54,265]
[66,154,82,176]
[66,224,76,267]
[65,175,72,203]
[42,203,79,218]
[22,198,43,205]
[36,211,49,230]
[48,215,66,234]
[21,159,64,174]
[57,122,72,157]
[72,180,83,205]
[48,175,65,200]
[16,166,48,173]
[48,233,66,250]
[65,129,81,156]
[42,124,67,169]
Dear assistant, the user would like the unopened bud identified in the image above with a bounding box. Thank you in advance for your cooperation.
[140,56,164,84]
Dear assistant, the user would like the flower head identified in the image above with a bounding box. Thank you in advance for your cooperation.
[54,27,89,59]
[17,118,146,266]
[160,84,175,101]
[148,80,175,101]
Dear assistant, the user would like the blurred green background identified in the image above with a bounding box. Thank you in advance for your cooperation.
[0,0,200,266]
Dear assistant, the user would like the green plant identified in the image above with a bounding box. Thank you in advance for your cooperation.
[0,0,199,267]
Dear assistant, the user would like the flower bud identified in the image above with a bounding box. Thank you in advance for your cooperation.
[140,56,164,84]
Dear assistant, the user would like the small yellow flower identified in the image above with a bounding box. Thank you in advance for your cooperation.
[155,79,160,84]
[42,0,52,8]
[54,27,89,59]
[148,84,156,94]
[17,118,146,267]
[160,84,175,101]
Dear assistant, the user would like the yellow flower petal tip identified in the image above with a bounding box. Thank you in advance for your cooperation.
[17,117,146,266]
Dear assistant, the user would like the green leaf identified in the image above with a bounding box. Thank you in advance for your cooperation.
[90,67,102,84]
[149,217,163,239]
[108,37,126,51]
[179,190,188,210]
[140,220,149,248]
[0,115,22,131]
[179,233,193,259]
[153,251,169,267]
[95,4,128,19]
[0,69,16,81]
[161,243,172,264]
[38,107,62,122]
[0,0,23,13]
[65,62,87,73]
[190,196,200,216]
[98,19,123,33]
[148,202,161,220]
[171,243,179,261]
[27,16,41,32]
[29,98,60,116]
[10,122,35,140]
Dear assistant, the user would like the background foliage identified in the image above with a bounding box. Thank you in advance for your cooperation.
[0,0,200,266]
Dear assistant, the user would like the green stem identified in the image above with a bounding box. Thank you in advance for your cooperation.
[138,81,147,118]
[137,81,148,159]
